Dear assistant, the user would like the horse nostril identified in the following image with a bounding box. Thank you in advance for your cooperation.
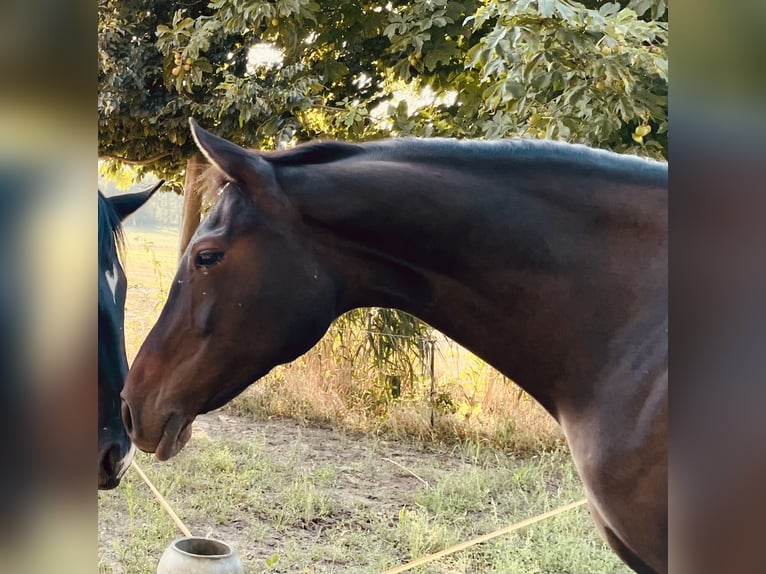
[121,399,134,435]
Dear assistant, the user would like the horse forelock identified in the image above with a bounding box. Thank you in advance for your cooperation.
[202,168,235,203]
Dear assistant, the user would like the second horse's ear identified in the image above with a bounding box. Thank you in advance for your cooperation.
[188,118,286,209]
[110,179,164,222]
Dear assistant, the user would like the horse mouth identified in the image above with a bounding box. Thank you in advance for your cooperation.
[155,414,194,461]
[98,441,135,490]
[98,475,120,490]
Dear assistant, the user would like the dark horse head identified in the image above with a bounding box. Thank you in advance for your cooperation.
[98,182,161,489]
[121,127,340,461]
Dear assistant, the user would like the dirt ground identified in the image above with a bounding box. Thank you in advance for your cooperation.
[99,411,484,571]
[190,411,464,555]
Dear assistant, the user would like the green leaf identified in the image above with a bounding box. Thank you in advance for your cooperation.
[521,52,546,83]
[265,553,280,568]
[599,2,621,17]
[538,0,555,18]
[196,58,213,73]
[383,23,400,38]
[555,0,579,23]
[503,78,525,100]
[653,55,668,80]
[177,17,195,30]
[565,84,588,107]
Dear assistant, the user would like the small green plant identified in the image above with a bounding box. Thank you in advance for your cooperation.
[270,475,335,529]
[265,552,280,569]
[397,506,458,559]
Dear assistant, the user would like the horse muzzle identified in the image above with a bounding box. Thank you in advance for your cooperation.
[98,440,135,489]
[121,397,193,461]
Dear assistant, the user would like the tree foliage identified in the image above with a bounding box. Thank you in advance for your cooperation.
[99,0,667,188]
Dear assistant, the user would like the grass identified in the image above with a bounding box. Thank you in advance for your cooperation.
[225,355,565,455]
[99,421,628,573]
[100,224,628,573]
[121,225,180,362]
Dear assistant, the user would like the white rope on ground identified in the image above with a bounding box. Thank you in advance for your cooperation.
[382,457,431,489]
[381,498,588,574]
[131,460,193,538]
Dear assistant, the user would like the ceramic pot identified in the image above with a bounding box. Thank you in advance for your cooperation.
[157,537,244,574]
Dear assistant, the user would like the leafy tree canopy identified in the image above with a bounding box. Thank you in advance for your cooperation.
[98,0,667,189]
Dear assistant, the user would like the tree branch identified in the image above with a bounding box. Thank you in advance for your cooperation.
[98,151,172,166]
[311,104,347,113]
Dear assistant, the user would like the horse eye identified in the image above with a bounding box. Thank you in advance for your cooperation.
[195,250,224,268]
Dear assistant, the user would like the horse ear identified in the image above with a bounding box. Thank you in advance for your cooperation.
[110,179,164,222]
[188,118,278,193]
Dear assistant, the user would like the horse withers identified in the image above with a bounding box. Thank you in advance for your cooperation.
[122,120,667,573]
[98,181,161,489]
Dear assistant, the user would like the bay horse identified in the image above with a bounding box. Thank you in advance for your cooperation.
[98,182,162,489]
[122,119,667,572]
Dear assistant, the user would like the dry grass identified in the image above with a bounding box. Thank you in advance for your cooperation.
[225,334,564,454]
[122,226,179,362]
[99,417,625,574]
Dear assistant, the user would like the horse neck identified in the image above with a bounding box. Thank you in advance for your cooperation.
[285,152,667,416]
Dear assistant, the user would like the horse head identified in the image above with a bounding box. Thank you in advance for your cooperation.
[98,180,161,488]
[122,121,338,460]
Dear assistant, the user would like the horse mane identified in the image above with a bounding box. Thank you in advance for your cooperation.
[262,141,366,166]
[201,137,665,196]
[98,190,124,269]
[368,137,666,176]
[262,137,665,181]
